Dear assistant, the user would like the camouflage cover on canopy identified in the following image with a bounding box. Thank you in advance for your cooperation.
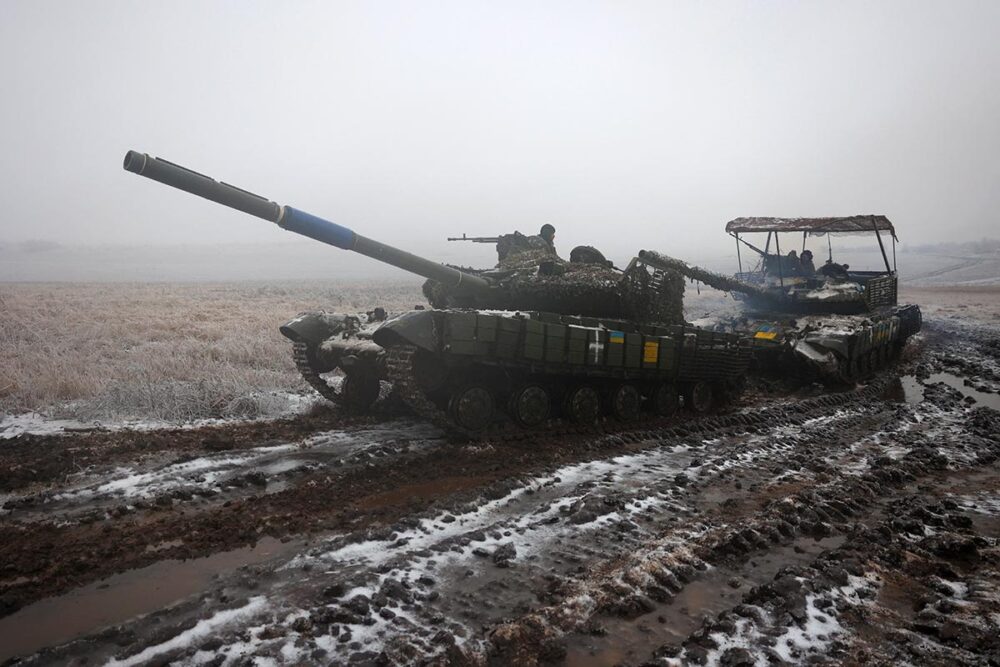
[725,216,897,238]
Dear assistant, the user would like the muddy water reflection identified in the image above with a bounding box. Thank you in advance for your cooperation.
[0,537,299,662]
[895,372,1000,410]
[928,372,1000,410]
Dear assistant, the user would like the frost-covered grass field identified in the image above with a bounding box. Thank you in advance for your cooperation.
[0,281,423,422]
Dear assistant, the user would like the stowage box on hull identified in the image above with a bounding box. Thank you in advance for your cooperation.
[379,309,751,382]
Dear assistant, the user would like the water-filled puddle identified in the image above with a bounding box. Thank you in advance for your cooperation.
[898,375,925,404]
[0,537,300,662]
[897,372,1000,410]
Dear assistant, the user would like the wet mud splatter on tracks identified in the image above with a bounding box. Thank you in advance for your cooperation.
[2,314,1000,665]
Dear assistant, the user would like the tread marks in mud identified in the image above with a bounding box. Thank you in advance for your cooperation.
[667,492,1000,666]
[0,377,898,619]
[473,388,999,665]
[4,373,964,664]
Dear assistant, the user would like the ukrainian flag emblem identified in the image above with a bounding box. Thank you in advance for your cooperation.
[754,324,779,341]
[609,331,625,344]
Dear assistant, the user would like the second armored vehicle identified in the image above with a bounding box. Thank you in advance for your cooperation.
[637,216,922,383]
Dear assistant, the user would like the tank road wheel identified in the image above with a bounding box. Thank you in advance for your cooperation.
[651,383,680,418]
[340,372,381,413]
[610,383,642,422]
[564,385,601,424]
[448,386,496,433]
[685,381,714,414]
[508,384,551,428]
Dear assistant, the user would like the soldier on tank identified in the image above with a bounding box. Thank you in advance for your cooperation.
[539,223,556,252]
[819,258,850,281]
[784,250,801,276]
[569,245,612,267]
[799,249,816,276]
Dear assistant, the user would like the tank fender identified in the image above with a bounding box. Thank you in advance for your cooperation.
[372,310,441,352]
[279,312,359,347]
[801,332,850,359]
[791,338,840,377]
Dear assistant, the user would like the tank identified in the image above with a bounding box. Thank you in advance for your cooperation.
[123,150,751,436]
[637,215,923,384]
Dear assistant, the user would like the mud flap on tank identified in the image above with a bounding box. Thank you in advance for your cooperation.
[791,338,841,379]
[279,312,359,347]
[372,310,441,352]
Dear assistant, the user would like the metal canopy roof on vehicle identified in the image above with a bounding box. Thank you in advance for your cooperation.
[725,215,897,239]
[725,215,897,276]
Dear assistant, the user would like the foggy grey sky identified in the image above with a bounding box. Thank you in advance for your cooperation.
[2,0,999,273]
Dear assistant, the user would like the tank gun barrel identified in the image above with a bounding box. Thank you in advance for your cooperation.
[638,249,769,299]
[123,151,491,292]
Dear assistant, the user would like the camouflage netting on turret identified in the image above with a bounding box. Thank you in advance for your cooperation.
[621,261,685,325]
[422,237,685,325]
[495,232,555,268]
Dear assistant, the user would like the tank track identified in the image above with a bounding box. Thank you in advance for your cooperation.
[385,343,611,441]
[385,344,479,439]
[383,343,900,443]
[385,343,659,441]
[292,341,343,405]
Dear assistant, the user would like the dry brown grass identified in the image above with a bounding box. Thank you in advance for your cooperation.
[0,281,423,421]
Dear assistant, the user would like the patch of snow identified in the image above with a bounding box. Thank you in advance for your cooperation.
[0,414,101,440]
[105,596,267,667]
[1,391,321,441]
[936,578,969,600]
[665,574,876,667]
[799,283,863,301]
[54,445,297,501]
[956,492,1000,516]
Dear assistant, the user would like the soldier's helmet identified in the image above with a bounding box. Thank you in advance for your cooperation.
[540,223,555,244]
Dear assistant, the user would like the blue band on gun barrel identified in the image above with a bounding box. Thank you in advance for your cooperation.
[280,206,356,250]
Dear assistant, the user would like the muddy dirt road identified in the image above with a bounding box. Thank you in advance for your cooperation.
[2,313,999,666]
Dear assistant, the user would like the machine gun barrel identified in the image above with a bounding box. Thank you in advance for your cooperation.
[123,151,491,292]
[447,234,500,243]
[638,249,769,299]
